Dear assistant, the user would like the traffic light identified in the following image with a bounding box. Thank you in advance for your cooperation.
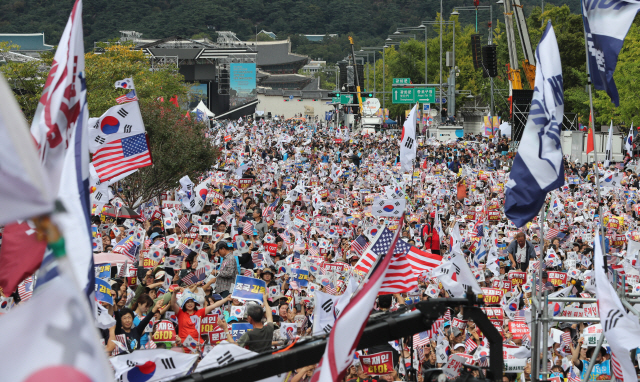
[328,92,340,97]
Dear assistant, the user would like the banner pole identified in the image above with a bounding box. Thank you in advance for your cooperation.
[582,22,607,252]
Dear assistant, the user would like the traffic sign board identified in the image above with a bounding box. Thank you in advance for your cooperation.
[435,98,447,104]
[393,78,411,85]
[415,88,436,103]
[392,88,416,104]
[332,97,340,103]
[289,95,294,100]
[340,94,353,104]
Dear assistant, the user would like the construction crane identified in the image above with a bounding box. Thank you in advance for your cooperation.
[348,36,365,116]
[501,0,536,89]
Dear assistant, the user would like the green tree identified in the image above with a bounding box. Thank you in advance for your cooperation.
[118,102,218,207]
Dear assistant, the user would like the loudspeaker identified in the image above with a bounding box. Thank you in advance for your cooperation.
[471,34,482,70]
[482,45,498,77]
[511,89,534,142]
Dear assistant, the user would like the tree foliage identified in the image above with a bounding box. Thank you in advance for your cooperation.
[119,102,218,207]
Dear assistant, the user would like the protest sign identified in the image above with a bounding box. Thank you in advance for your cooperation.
[361,351,394,375]
[291,268,309,287]
[323,262,348,273]
[443,354,466,379]
[153,320,176,342]
[481,288,503,305]
[231,275,266,303]
[95,278,113,305]
[547,271,567,287]
[492,279,512,293]
[231,323,253,341]
[95,263,111,280]
[208,327,226,345]
[507,271,526,287]
[508,321,529,339]
[200,314,220,334]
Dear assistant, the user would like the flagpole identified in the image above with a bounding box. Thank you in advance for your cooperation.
[582,28,607,251]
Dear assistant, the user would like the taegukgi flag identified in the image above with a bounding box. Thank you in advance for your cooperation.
[582,0,640,106]
[400,104,417,172]
[505,22,564,227]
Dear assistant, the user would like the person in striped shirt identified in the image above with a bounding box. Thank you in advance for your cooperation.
[211,241,237,297]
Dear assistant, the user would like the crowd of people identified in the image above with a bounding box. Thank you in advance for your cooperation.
[5,115,640,382]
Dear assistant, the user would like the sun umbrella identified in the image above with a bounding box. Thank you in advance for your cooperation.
[101,206,140,219]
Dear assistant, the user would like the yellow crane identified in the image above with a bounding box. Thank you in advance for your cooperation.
[501,0,536,90]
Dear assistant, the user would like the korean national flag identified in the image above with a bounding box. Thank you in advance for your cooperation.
[582,0,640,106]
[114,77,135,90]
[505,22,565,228]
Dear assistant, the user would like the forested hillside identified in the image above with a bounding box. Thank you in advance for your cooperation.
[1,0,576,51]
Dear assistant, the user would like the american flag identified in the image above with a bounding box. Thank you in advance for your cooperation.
[465,336,478,352]
[406,246,442,277]
[350,235,368,256]
[220,200,232,211]
[181,268,206,286]
[324,283,338,295]
[611,352,624,381]
[115,90,138,104]
[279,231,291,245]
[177,216,192,232]
[243,269,254,277]
[514,310,526,322]
[92,133,152,181]
[560,331,571,351]
[544,228,560,240]
[243,221,254,235]
[443,309,451,322]
[568,367,581,382]
[263,198,280,216]
[378,239,418,294]
[113,235,140,262]
[17,276,34,302]
[353,229,396,274]
[417,345,426,362]
[413,330,431,348]
[111,334,129,355]
[144,338,157,349]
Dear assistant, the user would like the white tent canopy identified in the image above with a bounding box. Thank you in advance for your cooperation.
[192,100,215,117]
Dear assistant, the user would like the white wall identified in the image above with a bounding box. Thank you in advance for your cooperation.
[256,94,335,119]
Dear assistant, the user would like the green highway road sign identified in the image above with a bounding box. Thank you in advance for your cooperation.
[393,78,411,85]
[392,88,415,104]
[415,88,435,103]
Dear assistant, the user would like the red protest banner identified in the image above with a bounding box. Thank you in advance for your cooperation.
[481,288,503,305]
[238,178,254,189]
[508,321,529,339]
[507,271,527,287]
[492,279,512,293]
[208,327,226,345]
[264,243,277,256]
[209,191,224,206]
[547,271,567,287]
[360,351,394,375]
[200,314,220,334]
[152,320,176,342]
[224,135,231,142]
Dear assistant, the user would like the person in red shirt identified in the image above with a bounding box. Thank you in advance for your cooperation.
[170,286,231,350]
[422,212,440,255]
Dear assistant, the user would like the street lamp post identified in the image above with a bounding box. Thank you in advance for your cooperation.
[421,20,453,125]
[396,26,428,84]
[451,5,494,128]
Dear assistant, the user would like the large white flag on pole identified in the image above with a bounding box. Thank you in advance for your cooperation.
[400,104,418,172]
[29,0,87,193]
[33,0,94,296]
[604,120,613,167]
[594,231,640,382]
[625,124,634,156]
[0,273,112,381]
[0,74,53,225]
[504,22,564,227]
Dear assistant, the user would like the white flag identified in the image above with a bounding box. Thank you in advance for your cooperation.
[594,232,640,382]
[110,349,197,381]
[0,273,112,382]
[29,0,86,194]
[0,73,53,225]
[625,124,634,156]
[604,120,613,167]
[88,101,146,154]
[313,291,341,336]
[114,77,135,90]
[432,254,482,298]
[372,197,406,217]
[400,104,418,172]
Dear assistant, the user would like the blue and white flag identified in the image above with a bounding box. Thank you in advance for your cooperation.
[505,22,564,228]
[582,0,640,106]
